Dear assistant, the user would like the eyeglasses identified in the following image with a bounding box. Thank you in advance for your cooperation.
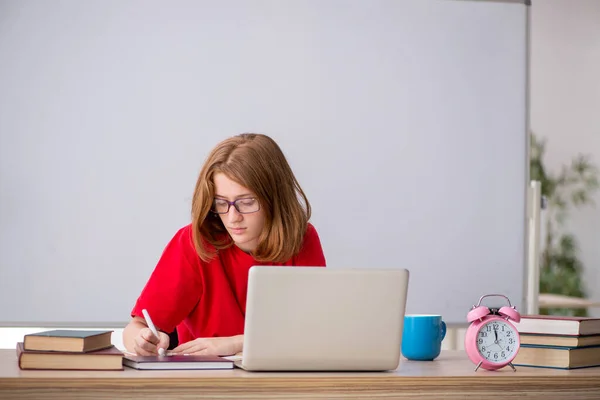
[211,197,261,214]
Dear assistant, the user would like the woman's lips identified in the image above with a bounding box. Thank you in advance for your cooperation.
[229,227,246,235]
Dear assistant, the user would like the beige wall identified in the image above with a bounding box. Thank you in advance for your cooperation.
[531,0,600,317]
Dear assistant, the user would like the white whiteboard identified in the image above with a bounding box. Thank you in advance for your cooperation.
[0,0,529,326]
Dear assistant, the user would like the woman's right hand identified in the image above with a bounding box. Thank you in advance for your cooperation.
[133,327,170,356]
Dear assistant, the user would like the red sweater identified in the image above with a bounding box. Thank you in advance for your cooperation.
[131,223,326,345]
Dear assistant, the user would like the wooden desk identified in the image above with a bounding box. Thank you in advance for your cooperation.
[0,350,599,399]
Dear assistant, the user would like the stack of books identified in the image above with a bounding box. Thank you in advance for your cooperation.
[512,315,600,369]
[16,329,123,370]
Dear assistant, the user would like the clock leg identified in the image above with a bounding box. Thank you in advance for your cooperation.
[508,362,516,372]
[474,361,483,372]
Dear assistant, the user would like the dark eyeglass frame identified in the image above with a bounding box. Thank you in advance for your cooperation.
[211,197,261,214]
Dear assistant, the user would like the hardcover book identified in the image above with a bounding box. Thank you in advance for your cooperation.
[520,333,600,348]
[16,342,123,370]
[512,315,600,336]
[513,344,600,369]
[23,329,114,353]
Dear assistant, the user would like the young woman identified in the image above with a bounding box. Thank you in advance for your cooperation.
[123,133,326,356]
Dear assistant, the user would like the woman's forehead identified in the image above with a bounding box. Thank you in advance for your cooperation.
[213,172,254,198]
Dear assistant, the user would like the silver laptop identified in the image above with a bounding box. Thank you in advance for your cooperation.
[235,266,409,371]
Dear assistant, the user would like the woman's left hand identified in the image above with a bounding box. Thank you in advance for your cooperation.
[170,335,243,356]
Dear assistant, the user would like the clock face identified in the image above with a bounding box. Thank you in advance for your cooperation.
[476,319,518,363]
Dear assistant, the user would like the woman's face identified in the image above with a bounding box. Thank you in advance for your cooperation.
[213,173,266,253]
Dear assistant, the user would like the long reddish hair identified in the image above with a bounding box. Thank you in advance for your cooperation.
[191,133,311,263]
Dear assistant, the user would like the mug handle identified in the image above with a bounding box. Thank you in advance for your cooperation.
[440,321,447,341]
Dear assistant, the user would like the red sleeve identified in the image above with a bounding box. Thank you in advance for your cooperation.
[293,223,327,266]
[131,225,203,333]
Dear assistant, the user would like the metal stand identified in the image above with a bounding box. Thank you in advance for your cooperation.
[473,361,517,372]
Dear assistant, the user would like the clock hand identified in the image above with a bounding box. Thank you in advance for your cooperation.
[494,328,498,342]
[497,337,504,350]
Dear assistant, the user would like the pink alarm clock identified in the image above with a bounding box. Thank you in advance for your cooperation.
[465,294,521,372]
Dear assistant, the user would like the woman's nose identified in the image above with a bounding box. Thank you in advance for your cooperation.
[227,206,243,222]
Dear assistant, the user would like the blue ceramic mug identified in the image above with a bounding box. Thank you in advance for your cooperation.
[401,314,446,361]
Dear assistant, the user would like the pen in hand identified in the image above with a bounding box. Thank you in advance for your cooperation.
[142,309,166,356]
